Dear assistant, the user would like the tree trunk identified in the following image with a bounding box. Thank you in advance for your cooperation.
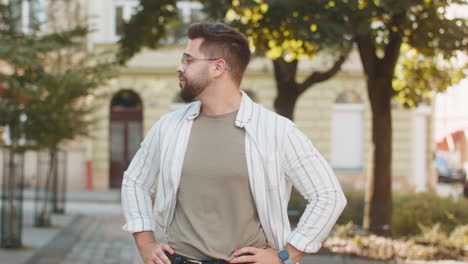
[274,88,300,120]
[363,77,393,236]
[36,149,56,227]
[272,58,300,120]
[0,147,24,248]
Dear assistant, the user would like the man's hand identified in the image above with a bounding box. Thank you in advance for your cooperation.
[133,231,175,264]
[230,244,306,264]
[138,241,175,264]
[229,247,281,264]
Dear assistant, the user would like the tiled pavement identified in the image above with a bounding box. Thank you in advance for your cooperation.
[24,213,394,264]
[0,190,445,264]
[26,214,136,264]
[2,190,464,264]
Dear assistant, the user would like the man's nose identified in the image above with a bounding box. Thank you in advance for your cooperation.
[176,64,184,73]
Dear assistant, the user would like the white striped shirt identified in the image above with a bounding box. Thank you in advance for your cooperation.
[121,91,347,253]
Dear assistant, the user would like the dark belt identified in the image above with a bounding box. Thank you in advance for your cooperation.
[165,253,230,264]
[165,252,253,264]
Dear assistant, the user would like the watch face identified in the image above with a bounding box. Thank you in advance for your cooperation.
[279,250,289,260]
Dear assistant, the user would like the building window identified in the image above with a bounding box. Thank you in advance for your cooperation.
[331,91,364,172]
[112,0,139,40]
[115,6,124,36]
[5,0,44,34]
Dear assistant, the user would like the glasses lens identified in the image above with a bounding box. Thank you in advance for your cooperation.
[182,54,191,64]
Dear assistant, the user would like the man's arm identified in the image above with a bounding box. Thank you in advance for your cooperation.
[121,120,162,234]
[121,117,168,232]
[283,124,347,254]
[133,231,174,264]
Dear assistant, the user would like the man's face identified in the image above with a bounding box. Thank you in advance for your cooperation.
[177,38,213,103]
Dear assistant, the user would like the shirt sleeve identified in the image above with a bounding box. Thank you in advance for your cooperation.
[283,124,347,253]
[121,120,162,234]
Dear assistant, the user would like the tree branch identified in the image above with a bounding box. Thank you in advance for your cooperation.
[382,31,403,78]
[298,45,352,93]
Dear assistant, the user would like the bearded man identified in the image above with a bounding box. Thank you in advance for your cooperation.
[122,22,347,264]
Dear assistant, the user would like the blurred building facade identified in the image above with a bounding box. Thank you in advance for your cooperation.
[1,0,437,193]
[434,79,468,188]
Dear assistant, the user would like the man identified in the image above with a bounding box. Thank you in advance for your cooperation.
[122,23,347,264]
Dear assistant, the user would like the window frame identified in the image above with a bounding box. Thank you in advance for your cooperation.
[110,0,139,42]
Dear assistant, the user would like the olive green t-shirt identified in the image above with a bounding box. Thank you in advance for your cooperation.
[167,110,268,261]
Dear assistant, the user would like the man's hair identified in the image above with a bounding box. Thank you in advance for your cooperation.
[187,23,251,85]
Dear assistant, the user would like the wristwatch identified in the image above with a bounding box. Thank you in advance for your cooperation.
[278,249,293,264]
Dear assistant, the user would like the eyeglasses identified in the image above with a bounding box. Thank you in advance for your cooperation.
[181,53,220,65]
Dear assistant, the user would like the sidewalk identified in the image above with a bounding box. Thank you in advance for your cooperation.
[0,201,78,264]
[20,188,122,203]
[0,190,124,264]
[0,190,464,264]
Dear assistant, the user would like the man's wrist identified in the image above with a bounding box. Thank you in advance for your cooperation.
[283,243,307,264]
[278,249,293,264]
[133,231,156,249]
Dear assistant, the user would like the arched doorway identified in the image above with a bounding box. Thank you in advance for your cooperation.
[109,90,143,189]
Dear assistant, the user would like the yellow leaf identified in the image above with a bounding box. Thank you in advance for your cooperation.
[225,9,239,22]
[260,3,269,13]
[241,16,249,24]
[252,13,263,22]
[310,24,318,32]
[358,0,367,10]
[268,40,277,48]
[232,0,240,7]
[266,46,283,59]
[244,9,252,18]
[284,52,295,62]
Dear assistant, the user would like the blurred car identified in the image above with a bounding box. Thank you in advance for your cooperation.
[434,154,466,184]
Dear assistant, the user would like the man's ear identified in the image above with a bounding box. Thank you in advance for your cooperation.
[213,59,228,78]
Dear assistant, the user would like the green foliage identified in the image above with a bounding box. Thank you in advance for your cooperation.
[227,0,352,60]
[393,45,466,108]
[392,191,468,237]
[0,1,117,151]
[292,190,468,238]
[23,59,116,149]
[117,0,178,64]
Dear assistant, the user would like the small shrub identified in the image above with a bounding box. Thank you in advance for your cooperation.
[392,191,468,237]
[288,189,468,239]
[336,191,365,226]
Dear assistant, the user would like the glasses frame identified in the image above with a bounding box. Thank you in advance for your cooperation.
[181,53,220,65]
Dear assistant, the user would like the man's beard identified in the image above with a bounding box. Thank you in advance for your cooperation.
[179,70,211,103]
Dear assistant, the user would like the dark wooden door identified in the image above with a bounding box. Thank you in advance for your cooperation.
[110,107,142,188]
